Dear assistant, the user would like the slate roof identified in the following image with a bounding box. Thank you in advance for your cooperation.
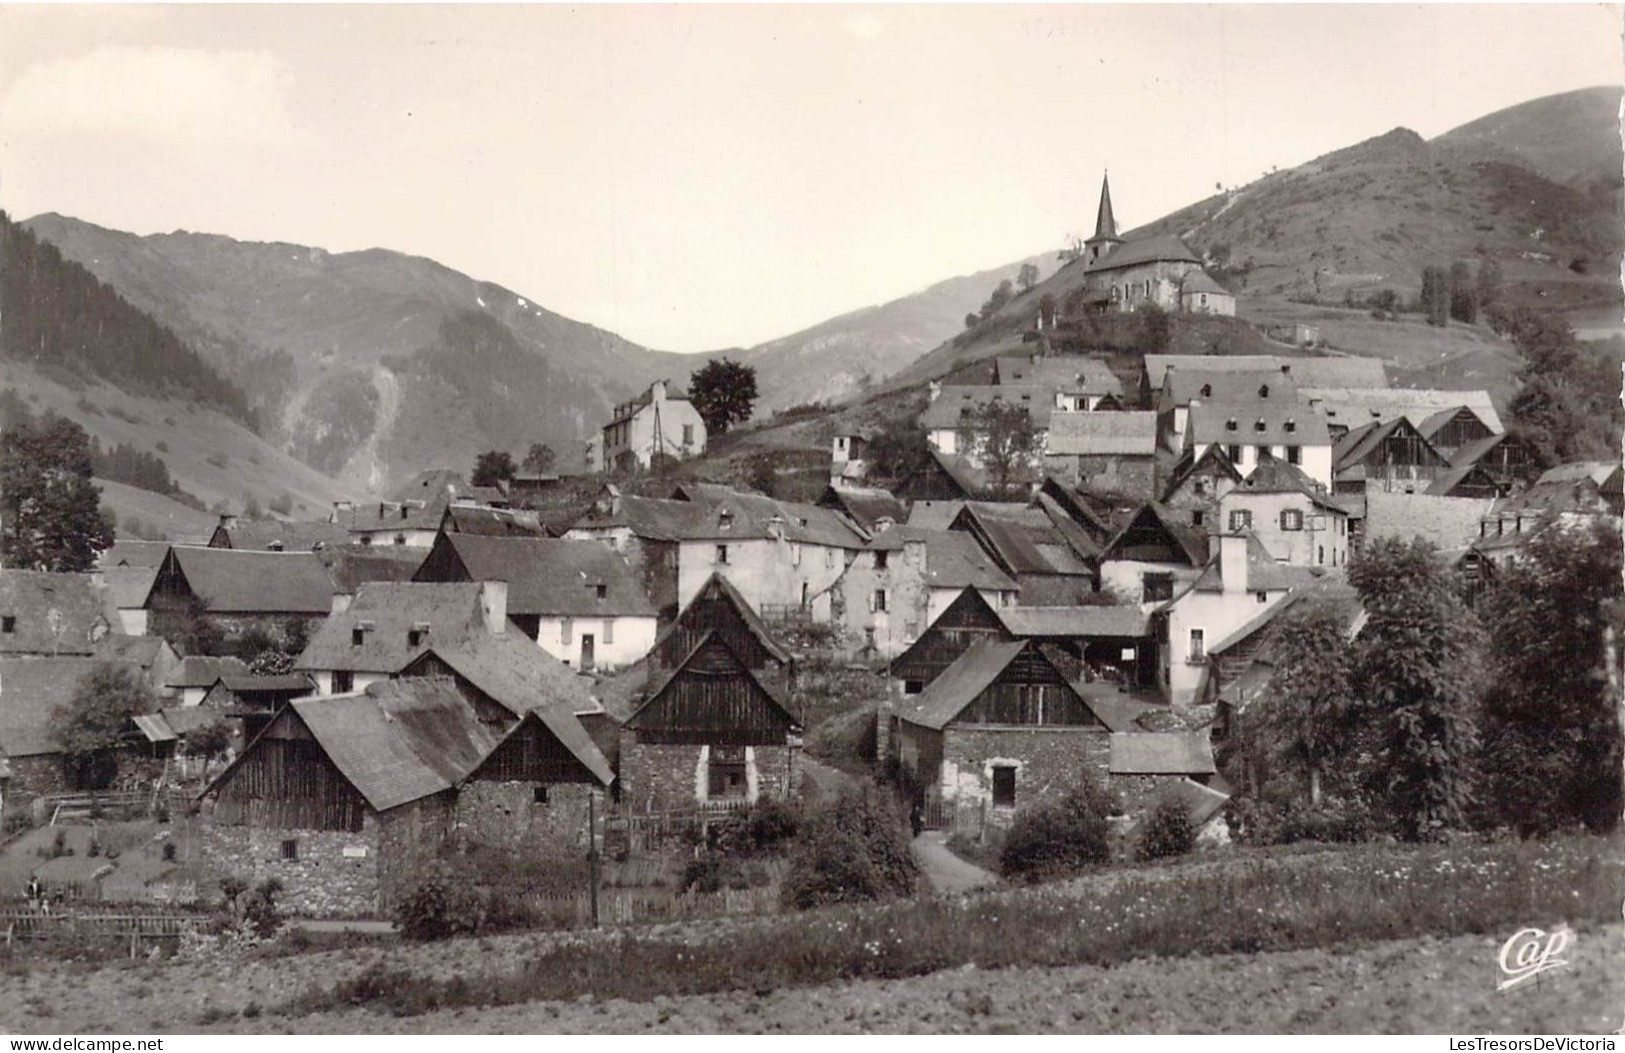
[1535,462,1623,489]
[993,356,1124,398]
[1179,271,1232,297]
[955,502,1094,577]
[419,629,605,722]
[99,541,171,569]
[1182,535,1322,597]
[1076,685,1164,733]
[92,633,171,670]
[997,605,1151,639]
[1108,732,1216,775]
[424,535,656,618]
[1187,400,1331,448]
[567,492,711,542]
[1163,778,1232,827]
[1045,411,1158,456]
[1100,502,1211,567]
[0,657,135,757]
[1235,452,1346,512]
[899,637,1033,730]
[819,486,907,531]
[103,567,159,611]
[1363,492,1496,552]
[0,572,112,655]
[319,546,427,592]
[216,674,316,695]
[158,547,336,614]
[1426,463,1500,497]
[1159,368,1300,409]
[297,582,486,673]
[608,381,691,427]
[671,488,869,549]
[1160,445,1244,502]
[1302,387,1503,434]
[389,468,475,505]
[285,679,503,813]
[1208,573,1361,657]
[167,655,249,689]
[441,505,551,537]
[210,520,353,552]
[1144,355,1388,392]
[920,386,1056,432]
[1086,234,1202,272]
[906,500,968,531]
[867,527,1019,593]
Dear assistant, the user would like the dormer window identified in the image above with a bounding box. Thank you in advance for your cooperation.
[1225,418,1238,432]
[408,623,429,648]
[1258,384,1270,398]
[352,627,366,646]
[594,584,607,600]
[1284,419,1297,433]
[1200,384,1212,398]
[1254,420,1267,433]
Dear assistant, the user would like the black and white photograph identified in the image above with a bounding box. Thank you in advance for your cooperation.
[0,2,1622,1037]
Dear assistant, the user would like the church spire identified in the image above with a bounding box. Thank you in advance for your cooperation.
[1094,172,1118,241]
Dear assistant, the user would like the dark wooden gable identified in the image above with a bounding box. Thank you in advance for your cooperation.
[411,532,472,586]
[1353,418,1449,470]
[896,457,972,502]
[1427,408,1494,451]
[952,642,1097,728]
[1435,464,1501,499]
[889,587,1010,687]
[145,549,199,612]
[209,707,369,832]
[656,577,784,675]
[628,634,796,746]
[470,712,599,785]
[1103,505,1191,565]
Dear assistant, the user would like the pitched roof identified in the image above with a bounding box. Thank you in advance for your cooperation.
[1162,777,1232,827]
[653,572,793,667]
[420,627,605,722]
[1076,685,1164,733]
[481,707,614,787]
[1160,444,1244,501]
[570,492,712,542]
[211,519,353,552]
[92,633,171,670]
[956,502,1093,577]
[318,545,427,592]
[992,355,1124,398]
[900,637,1033,730]
[440,505,551,537]
[1144,355,1388,392]
[0,572,112,655]
[388,468,483,505]
[1426,463,1501,497]
[633,630,799,729]
[1182,535,1323,598]
[1449,432,1523,469]
[0,657,137,757]
[1363,492,1497,552]
[99,541,171,569]
[997,605,1150,638]
[818,485,908,531]
[1302,387,1503,434]
[1045,411,1158,456]
[1209,573,1361,656]
[297,582,485,673]
[1179,271,1232,297]
[159,547,336,614]
[906,500,969,531]
[1100,502,1210,567]
[1234,452,1346,512]
[1086,234,1201,272]
[1536,462,1623,489]
[921,386,1056,432]
[216,673,316,695]
[166,655,249,689]
[103,567,159,611]
[426,535,656,618]
[1159,368,1301,409]
[1187,400,1331,448]
[286,679,503,812]
[1108,732,1216,775]
[868,527,1018,593]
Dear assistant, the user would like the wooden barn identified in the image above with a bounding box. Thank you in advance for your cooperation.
[1331,417,1450,495]
[647,572,793,693]
[619,632,802,813]
[887,586,1009,697]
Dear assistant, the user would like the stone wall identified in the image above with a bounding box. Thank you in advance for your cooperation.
[940,726,1112,826]
[618,736,799,813]
[201,815,384,917]
[454,781,602,856]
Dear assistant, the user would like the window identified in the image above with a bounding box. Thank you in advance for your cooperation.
[1258,384,1270,398]
[875,550,888,570]
[873,589,888,612]
[1228,509,1253,531]
[825,548,836,568]
[1226,444,1242,463]
[1200,383,1212,398]
[1254,420,1267,433]
[1281,509,1304,531]
[1188,628,1205,662]
[1225,418,1238,432]
[707,746,748,799]
[1191,509,1205,527]
[332,670,354,694]
[1143,572,1174,603]
[604,619,615,645]
[1286,445,1301,465]
[904,679,924,695]
[715,544,729,564]
[1284,419,1297,434]
[1193,478,1209,497]
[407,628,425,648]
[533,786,549,805]
[595,584,607,600]
[394,534,407,546]
[682,424,694,446]
[992,765,1017,808]
[351,628,365,647]
[281,839,299,861]
[1,616,15,634]
[1319,545,1326,566]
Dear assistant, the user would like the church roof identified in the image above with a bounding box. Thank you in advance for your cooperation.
[1086,235,1202,274]
[1092,173,1119,242]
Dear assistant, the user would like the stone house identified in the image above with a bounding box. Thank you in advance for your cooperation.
[144,546,338,652]
[413,533,658,673]
[948,499,1098,605]
[296,581,493,697]
[0,656,146,817]
[1097,503,1210,610]
[620,632,801,814]
[1216,453,1352,569]
[1331,417,1450,495]
[1158,445,1245,531]
[1185,400,1335,491]
[602,379,707,472]
[563,490,710,618]
[1043,411,1158,497]
[1154,367,1302,459]
[1301,387,1503,444]
[992,352,1125,410]
[834,526,1018,660]
[0,571,114,657]
[816,484,907,533]
[201,677,612,917]
[830,431,872,484]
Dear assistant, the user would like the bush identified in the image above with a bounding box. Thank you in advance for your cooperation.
[1000,778,1118,883]
[395,867,485,941]
[782,784,918,910]
[1230,795,1379,846]
[1136,795,1195,862]
[219,876,284,939]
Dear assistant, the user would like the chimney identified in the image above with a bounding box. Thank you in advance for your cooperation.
[903,538,926,568]
[1280,364,1292,376]
[1219,533,1249,593]
[218,512,239,531]
[331,591,353,615]
[928,380,942,403]
[480,580,509,635]
[652,379,668,401]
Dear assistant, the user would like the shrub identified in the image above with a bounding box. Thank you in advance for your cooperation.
[395,866,485,941]
[219,876,284,939]
[1136,795,1196,862]
[1230,795,1379,846]
[1000,778,1118,883]
[782,784,917,910]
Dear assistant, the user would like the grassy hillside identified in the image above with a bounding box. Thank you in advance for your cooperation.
[1434,85,1623,192]
[95,478,220,543]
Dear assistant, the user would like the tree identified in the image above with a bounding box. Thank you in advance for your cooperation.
[1505,308,1622,464]
[1348,538,1482,841]
[978,279,1016,321]
[1478,519,1624,835]
[1,413,114,572]
[49,662,155,791]
[1448,261,1478,324]
[958,400,1039,498]
[1475,258,1504,313]
[471,450,516,488]
[1420,266,1451,327]
[1016,262,1041,293]
[1137,303,1172,354]
[521,443,556,476]
[689,358,758,436]
[964,312,981,331]
[864,415,933,486]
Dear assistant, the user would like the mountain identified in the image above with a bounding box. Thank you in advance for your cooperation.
[1433,85,1623,192]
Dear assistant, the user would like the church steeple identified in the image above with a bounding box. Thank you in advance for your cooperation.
[1084,172,1123,265]
[1093,172,1118,241]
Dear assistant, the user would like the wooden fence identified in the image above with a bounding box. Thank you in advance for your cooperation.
[608,801,752,855]
[919,796,991,841]
[0,909,205,956]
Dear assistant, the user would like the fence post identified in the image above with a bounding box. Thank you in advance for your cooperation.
[588,794,600,929]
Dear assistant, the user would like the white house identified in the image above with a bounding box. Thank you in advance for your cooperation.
[602,380,708,472]
[1185,399,1334,491]
[296,581,500,696]
[1217,454,1351,570]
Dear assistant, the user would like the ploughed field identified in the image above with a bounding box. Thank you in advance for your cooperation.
[2,836,1618,1035]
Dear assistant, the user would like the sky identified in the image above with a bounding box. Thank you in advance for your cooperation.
[0,4,1620,353]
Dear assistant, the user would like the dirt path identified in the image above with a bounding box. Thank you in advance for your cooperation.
[912,831,998,895]
[797,756,859,802]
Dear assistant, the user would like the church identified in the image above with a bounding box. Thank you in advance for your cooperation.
[1078,175,1236,318]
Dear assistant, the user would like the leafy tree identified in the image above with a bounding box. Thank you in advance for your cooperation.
[1,412,114,571]
[1137,302,1172,354]
[1505,308,1623,463]
[471,450,516,488]
[1478,519,1624,835]
[1448,261,1478,324]
[521,443,556,475]
[49,662,155,791]
[1016,262,1041,292]
[781,784,917,910]
[185,721,233,767]
[1348,538,1482,841]
[978,279,1016,322]
[964,312,981,331]
[1136,794,1196,861]
[689,358,759,436]
[957,399,1039,498]
[248,649,297,676]
[864,415,933,485]
[1475,258,1504,312]
[1419,266,1451,327]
